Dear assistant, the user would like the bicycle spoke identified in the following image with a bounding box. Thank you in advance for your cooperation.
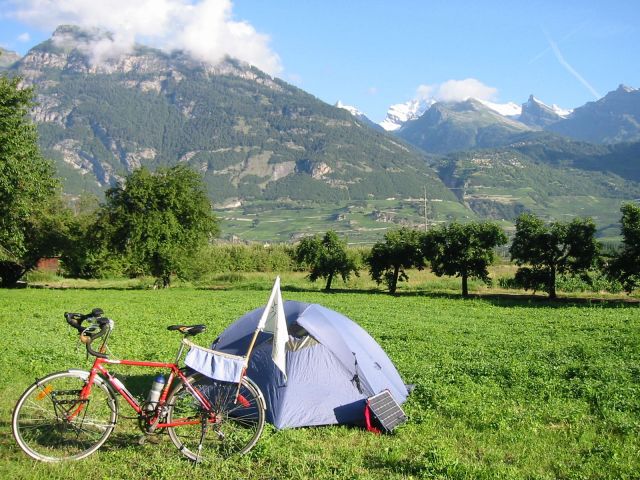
[167,374,265,462]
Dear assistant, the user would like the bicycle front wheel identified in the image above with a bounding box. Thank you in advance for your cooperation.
[12,371,117,462]
[167,374,265,461]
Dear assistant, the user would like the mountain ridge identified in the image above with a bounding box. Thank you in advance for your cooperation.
[9,25,454,204]
[547,84,640,144]
[396,98,531,154]
[376,86,638,148]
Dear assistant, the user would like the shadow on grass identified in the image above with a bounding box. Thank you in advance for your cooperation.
[284,286,640,309]
[282,285,640,308]
[13,283,639,309]
[390,290,640,309]
[24,284,150,291]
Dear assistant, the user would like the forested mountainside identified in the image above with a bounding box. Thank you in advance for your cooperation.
[436,133,640,223]
[9,26,453,203]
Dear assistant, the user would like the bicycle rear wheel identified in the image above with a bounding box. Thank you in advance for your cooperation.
[12,371,117,462]
[167,373,265,461]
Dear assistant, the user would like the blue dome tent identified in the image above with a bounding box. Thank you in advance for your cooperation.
[210,301,408,429]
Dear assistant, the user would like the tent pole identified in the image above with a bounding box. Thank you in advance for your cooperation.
[244,326,262,366]
[235,326,262,401]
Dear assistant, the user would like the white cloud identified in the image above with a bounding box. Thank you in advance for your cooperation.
[6,0,282,75]
[17,32,30,42]
[51,27,133,64]
[415,78,497,103]
[367,86,378,95]
[415,84,434,100]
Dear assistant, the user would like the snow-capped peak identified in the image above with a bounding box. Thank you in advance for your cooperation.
[617,84,637,93]
[379,98,433,131]
[477,99,522,117]
[335,100,364,118]
[526,95,572,118]
[550,104,572,118]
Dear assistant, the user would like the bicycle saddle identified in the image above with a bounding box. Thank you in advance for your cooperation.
[167,324,207,336]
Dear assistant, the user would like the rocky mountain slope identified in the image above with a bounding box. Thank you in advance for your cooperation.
[518,95,571,128]
[9,25,453,203]
[437,132,640,222]
[547,85,640,144]
[396,98,531,154]
[0,47,21,68]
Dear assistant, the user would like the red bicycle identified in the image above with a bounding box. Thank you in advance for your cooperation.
[11,308,266,462]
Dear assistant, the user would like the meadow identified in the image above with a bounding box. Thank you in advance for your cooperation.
[1,277,639,479]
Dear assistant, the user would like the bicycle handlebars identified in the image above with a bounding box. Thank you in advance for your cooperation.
[65,309,111,359]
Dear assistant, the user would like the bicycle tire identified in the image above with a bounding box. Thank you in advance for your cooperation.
[166,373,265,461]
[12,370,118,462]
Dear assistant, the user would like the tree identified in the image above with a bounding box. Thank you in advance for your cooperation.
[509,214,599,299]
[102,165,219,287]
[0,73,65,287]
[59,194,126,279]
[422,221,507,297]
[608,203,640,293]
[367,228,425,294]
[295,230,359,291]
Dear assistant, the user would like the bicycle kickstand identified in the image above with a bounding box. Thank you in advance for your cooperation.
[196,415,209,463]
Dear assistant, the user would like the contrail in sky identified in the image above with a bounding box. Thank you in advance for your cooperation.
[528,24,586,65]
[545,31,601,99]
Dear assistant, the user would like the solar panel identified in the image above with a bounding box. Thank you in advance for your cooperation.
[366,390,407,433]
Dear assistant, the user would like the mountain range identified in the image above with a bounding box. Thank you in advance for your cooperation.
[396,98,531,154]
[377,85,639,153]
[2,26,640,241]
[2,26,452,205]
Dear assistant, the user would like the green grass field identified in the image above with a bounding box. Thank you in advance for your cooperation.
[1,284,639,479]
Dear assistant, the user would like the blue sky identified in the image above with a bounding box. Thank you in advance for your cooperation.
[1,0,638,122]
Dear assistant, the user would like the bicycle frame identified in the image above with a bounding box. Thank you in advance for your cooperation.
[72,344,215,429]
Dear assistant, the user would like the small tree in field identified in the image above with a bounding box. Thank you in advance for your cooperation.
[608,203,640,293]
[422,221,507,297]
[295,230,359,291]
[102,166,219,287]
[367,228,425,294]
[510,214,599,299]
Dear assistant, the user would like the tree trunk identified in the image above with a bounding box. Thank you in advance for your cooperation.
[390,265,400,294]
[324,272,334,291]
[462,273,469,297]
[548,265,556,299]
